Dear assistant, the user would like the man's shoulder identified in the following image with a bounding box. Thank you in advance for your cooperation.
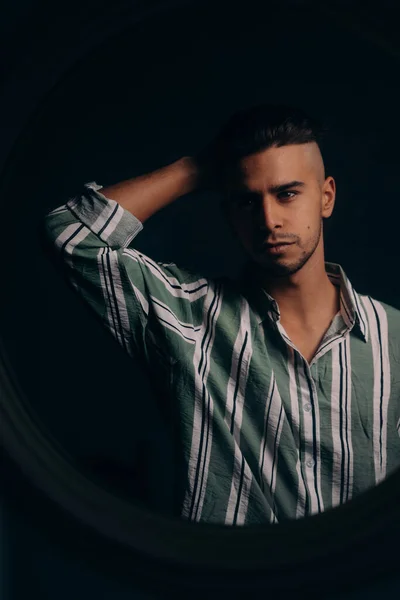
[155,266,243,298]
[380,299,400,342]
[358,291,400,343]
[355,288,399,315]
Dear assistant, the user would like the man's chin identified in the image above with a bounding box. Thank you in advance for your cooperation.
[252,257,302,278]
[262,264,293,277]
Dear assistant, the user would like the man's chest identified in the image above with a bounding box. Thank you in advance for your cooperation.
[282,330,325,364]
[277,319,337,365]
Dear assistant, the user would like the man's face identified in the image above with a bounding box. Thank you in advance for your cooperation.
[223,143,336,278]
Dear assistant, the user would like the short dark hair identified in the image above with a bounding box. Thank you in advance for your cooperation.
[215,103,328,186]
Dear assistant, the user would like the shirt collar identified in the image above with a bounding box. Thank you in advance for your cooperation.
[237,260,369,343]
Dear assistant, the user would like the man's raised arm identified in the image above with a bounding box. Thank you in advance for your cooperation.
[41,150,217,362]
[100,156,200,222]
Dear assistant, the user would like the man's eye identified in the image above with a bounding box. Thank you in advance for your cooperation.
[237,195,257,208]
[239,198,254,207]
[278,191,297,200]
[235,191,298,208]
[237,194,260,208]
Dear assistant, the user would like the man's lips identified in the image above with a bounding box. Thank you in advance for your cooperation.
[264,242,292,247]
[257,241,294,249]
[256,241,295,254]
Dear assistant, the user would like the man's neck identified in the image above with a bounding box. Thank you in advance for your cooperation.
[257,255,340,329]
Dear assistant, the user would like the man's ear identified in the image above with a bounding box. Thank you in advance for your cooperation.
[321,176,336,218]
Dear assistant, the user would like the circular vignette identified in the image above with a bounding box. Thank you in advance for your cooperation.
[1,0,400,597]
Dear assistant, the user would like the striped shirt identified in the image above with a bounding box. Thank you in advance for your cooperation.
[43,181,400,526]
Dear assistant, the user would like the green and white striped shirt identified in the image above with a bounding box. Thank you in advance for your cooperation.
[43,181,400,526]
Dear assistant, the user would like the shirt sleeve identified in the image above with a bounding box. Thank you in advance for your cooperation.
[41,181,210,362]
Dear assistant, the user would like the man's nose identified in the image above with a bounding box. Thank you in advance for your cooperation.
[255,197,283,231]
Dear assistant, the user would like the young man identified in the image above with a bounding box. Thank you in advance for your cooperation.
[43,103,400,526]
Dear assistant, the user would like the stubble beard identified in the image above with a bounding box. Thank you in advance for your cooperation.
[252,221,323,279]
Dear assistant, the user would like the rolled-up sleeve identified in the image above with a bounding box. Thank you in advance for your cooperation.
[42,182,209,362]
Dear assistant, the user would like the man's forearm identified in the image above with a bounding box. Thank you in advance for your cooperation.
[100,156,199,223]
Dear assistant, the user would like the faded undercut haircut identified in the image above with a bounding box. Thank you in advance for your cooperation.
[214,102,329,191]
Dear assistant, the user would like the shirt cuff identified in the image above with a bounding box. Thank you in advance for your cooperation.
[66,181,144,249]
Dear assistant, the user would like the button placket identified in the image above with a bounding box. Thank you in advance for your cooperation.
[301,372,318,508]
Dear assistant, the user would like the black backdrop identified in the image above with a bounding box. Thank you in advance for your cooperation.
[1,0,400,598]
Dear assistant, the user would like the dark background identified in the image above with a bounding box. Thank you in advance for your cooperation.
[1,0,400,598]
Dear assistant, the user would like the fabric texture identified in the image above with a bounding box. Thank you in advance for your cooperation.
[42,182,400,525]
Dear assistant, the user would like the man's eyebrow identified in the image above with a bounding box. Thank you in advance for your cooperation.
[268,180,305,194]
[227,180,306,201]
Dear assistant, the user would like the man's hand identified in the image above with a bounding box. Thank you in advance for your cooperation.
[192,136,225,192]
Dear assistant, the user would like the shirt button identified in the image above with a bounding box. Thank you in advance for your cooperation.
[304,403,312,412]
[306,459,315,468]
